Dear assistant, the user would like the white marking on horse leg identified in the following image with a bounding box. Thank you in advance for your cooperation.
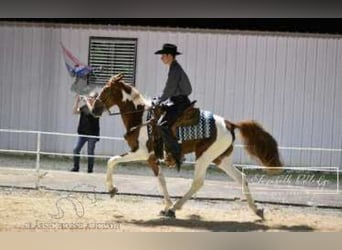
[157,167,173,210]
[217,156,258,214]
[171,158,209,211]
[106,155,121,192]
[106,150,149,192]
[171,115,233,211]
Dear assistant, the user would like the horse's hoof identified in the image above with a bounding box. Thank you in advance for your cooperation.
[256,208,265,220]
[109,187,118,198]
[159,209,176,219]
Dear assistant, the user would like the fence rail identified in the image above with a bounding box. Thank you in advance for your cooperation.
[1,128,341,189]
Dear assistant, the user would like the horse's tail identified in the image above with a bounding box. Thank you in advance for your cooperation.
[232,120,283,175]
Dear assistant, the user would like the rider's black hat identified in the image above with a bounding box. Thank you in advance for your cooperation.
[154,43,182,55]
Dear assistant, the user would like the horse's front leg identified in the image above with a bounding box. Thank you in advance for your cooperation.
[148,155,173,211]
[106,150,149,197]
[106,155,120,197]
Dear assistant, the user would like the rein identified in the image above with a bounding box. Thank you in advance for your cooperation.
[111,106,160,132]
[107,108,150,116]
[108,107,155,133]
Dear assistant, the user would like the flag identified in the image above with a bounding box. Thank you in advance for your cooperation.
[60,42,93,78]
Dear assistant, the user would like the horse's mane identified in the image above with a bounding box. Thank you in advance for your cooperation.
[130,84,152,108]
[108,75,152,108]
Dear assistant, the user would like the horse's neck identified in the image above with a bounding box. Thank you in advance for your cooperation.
[116,87,151,132]
[118,103,146,132]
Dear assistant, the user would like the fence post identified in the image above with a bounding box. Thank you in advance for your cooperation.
[338,169,340,194]
[35,132,41,189]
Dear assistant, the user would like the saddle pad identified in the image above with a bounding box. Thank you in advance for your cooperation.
[146,110,215,142]
[176,110,215,142]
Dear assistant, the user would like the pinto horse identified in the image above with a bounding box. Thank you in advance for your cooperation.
[90,73,283,219]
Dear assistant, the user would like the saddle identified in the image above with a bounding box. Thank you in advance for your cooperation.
[171,101,200,135]
[148,100,200,165]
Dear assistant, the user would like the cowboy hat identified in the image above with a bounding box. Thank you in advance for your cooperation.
[154,43,182,55]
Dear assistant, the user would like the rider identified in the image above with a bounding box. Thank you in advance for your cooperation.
[154,43,193,169]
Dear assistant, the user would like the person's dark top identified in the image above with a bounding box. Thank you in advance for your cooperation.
[77,105,100,137]
[160,60,192,102]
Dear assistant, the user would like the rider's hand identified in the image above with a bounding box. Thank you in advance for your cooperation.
[75,94,81,102]
[152,96,161,106]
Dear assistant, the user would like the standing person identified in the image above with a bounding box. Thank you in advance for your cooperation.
[154,43,193,169]
[70,91,100,173]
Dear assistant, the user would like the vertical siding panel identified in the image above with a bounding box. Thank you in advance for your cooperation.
[0,27,8,123]
[46,26,63,152]
[147,31,160,97]
[244,36,257,119]
[235,35,249,163]
[213,34,228,116]
[301,38,317,167]
[283,37,297,165]
[273,37,288,164]
[6,26,17,148]
[263,36,277,135]
[0,26,4,129]
[0,26,10,148]
[241,35,258,164]
[233,35,247,122]
[291,38,306,166]
[177,30,187,68]
[194,34,207,108]
[135,30,146,91]
[9,27,20,149]
[331,40,341,168]
[55,27,69,153]
[223,34,237,120]
[332,41,342,168]
[321,39,338,167]
[204,33,217,111]
[311,39,326,167]
[283,36,294,150]
[18,27,30,150]
[184,32,198,103]
[254,36,267,121]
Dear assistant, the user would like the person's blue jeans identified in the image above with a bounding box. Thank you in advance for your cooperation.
[73,136,98,171]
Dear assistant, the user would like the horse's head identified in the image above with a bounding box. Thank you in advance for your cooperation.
[91,73,126,116]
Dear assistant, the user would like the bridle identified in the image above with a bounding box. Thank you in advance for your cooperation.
[95,94,116,115]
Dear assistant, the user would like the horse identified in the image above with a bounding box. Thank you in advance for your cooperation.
[90,73,283,219]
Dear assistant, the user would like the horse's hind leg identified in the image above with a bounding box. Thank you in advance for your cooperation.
[217,155,264,219]
[170,158,210,212]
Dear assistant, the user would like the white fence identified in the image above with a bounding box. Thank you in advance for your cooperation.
[1,128,341,172]
[0,128,127,188]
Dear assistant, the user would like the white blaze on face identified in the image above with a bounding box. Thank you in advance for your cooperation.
[121,88,145,109]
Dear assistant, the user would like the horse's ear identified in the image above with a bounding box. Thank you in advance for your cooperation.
[113,73,124,81]
[105,81,111,86]
[108,73,124,86]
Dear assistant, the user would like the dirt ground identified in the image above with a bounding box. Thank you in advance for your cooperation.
[1,187,342,232]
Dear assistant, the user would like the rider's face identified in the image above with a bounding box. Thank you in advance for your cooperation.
[87,96,96,105]
[161,54,174,65]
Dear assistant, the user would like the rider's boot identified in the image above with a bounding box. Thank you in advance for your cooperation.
[159,125,182,171]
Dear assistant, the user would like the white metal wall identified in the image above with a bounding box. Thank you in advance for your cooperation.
[0,22,341,168]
